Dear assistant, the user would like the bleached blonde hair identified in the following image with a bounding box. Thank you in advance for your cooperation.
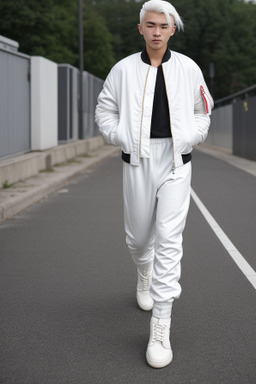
[140,0,184,31]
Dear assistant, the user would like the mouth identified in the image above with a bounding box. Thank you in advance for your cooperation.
[152,40,161,43]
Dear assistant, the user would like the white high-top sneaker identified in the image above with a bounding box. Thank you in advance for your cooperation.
[146,316,173,368]
[136,265,154,311]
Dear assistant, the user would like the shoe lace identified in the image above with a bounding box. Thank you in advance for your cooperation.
[152,323,166,343]
[140,270,151,291]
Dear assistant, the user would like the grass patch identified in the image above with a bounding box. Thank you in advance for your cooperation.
[2,180,12,189]
[39,168,55,173]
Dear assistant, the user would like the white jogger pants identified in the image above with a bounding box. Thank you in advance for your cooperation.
[123,138,192,318]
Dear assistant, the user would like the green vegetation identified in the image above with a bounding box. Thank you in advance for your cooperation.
[2,180,11,189]
[39,168,55,173]
[0,0,255,98]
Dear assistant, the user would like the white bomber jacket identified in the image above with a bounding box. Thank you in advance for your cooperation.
[95,49,214,168]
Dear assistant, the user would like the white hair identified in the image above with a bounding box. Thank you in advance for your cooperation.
[140,0,184,31]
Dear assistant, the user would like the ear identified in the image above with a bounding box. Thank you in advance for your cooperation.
[170,25,176,37]
[138,24,143,35]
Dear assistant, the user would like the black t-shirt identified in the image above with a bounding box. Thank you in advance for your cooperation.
[141,49,171,138]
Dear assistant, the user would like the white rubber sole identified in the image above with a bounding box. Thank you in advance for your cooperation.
[146,351,173,369]
[136,293,154,311]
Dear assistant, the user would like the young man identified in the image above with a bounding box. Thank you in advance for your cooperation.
[95,0,213,369]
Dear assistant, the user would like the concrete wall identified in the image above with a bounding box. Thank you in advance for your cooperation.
[31,56,58,150]
[0,136,105,187]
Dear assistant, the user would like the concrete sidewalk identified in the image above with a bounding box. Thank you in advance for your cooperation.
[195,144,256,178]
[0,138,119,222]
[0,139,255,223]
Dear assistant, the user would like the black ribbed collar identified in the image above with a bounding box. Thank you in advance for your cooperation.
[141,47,171,65]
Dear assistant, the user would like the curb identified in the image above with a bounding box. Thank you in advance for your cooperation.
[0,145,119,222]
[0,136,106,187]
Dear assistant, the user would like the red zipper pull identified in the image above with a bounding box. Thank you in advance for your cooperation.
[200,85,209,114]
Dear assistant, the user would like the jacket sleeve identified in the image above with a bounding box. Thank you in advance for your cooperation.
[193,73,214,146]
[95,69,120,146]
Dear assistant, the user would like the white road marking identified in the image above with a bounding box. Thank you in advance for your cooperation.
[191,188,256,290]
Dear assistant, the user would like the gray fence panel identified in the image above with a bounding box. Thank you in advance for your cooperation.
[233,96,256,161]
[0,50,30,158]
[58,66,69,141]
[82,71,89,138]
[206,105,233,152]
[93,77,102,136]
[58,64,79,143]
[71,67,79,141]
[82,71,103,138]
[88,73,94,137]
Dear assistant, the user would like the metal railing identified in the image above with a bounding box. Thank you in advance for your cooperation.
[206,84,256,161]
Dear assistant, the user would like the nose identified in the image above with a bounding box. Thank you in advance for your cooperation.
[153,27,161,36]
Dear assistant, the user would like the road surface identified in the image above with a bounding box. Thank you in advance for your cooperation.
[0,149,255,383]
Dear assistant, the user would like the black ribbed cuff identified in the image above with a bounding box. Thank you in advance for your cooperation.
[122,151,192,165]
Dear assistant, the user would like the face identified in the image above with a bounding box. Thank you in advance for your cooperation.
[138,11,176,52]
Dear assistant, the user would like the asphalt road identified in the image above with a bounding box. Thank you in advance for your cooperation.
[0,150,255,384]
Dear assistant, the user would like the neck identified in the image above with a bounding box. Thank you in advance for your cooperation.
[146,44,167,67]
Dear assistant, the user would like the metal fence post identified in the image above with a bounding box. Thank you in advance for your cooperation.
[78,0,84,139]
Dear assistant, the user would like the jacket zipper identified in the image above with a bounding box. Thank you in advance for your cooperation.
[138,67,150,164]
[162,66,176,173]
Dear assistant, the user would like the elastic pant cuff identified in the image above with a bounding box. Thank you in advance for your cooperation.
[153,301,173,319]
